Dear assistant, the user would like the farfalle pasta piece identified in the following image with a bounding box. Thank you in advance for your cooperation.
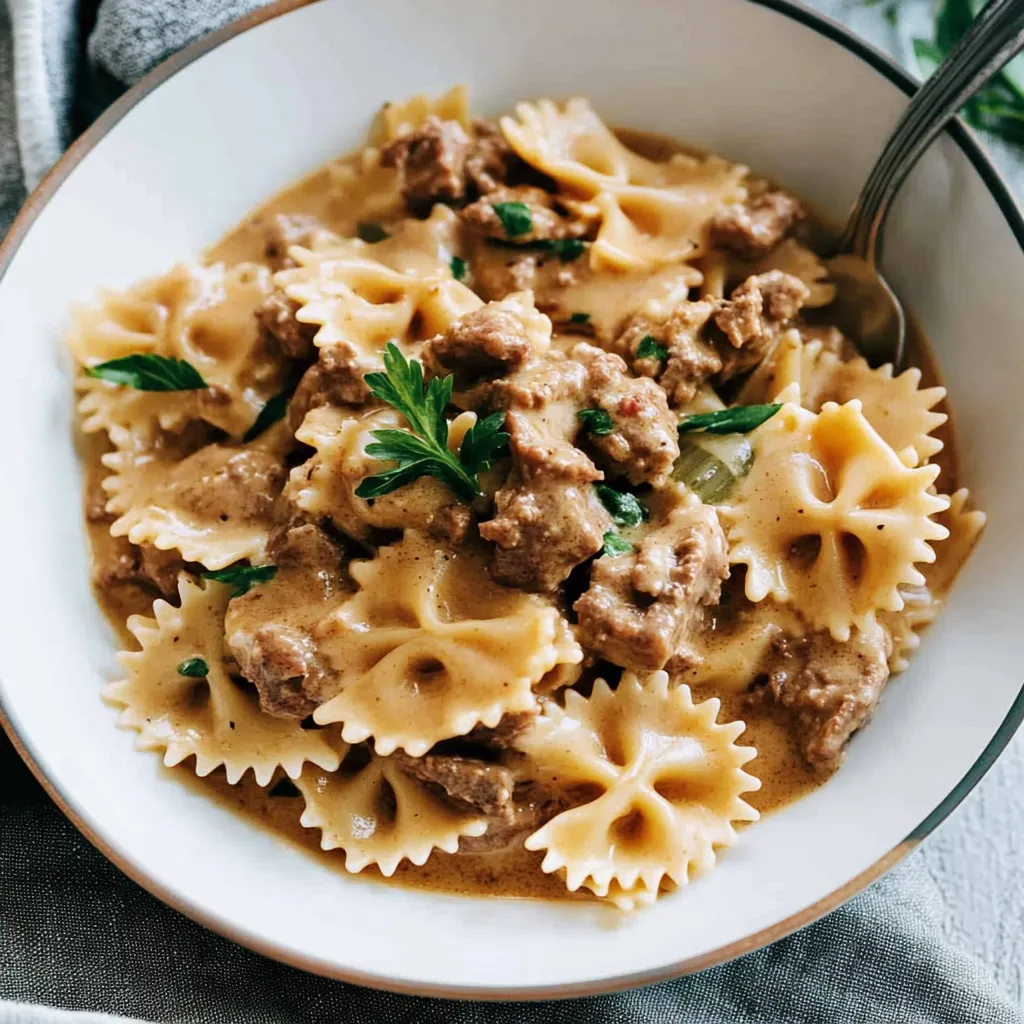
[721,401,950,641]
[102,425,286,570]
[372,84,470,143]
[303,205,462,281]
[287,405,461,542]
[312,531,583,755]
[296,746,487,876]
[924,487,986,593]
[277,250,481,376]
[105,576,341,785]
[73,262,286,440]
[501,98,746,272]
[520,674,759,909]
[880,585,941,674]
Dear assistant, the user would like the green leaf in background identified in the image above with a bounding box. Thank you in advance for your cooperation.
[450,255,467,281]
[86,354,207,391]
[913,0,1024,144]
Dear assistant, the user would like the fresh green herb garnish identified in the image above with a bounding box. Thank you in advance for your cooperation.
[203,564,278,596]
[679,404,781,435]
[450,255,467,281]
[488,237,586,262]
[177,657,209,678]
[86,354,207,391]
[913,1,1024,143]
[268,777,301,798]
[356,343,509,501]
[602,531,632,557]
[492,201,533,237]
[357,221,390,243]
[243,391,290,443]
[595,484,648,528]
[635,335,668,362]
[569,312,591,324]
[577,408,616,436]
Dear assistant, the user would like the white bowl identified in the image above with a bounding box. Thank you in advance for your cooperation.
[1,0,1022,999]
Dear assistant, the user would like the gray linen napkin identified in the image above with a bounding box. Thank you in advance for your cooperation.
[1,1,1022,1021]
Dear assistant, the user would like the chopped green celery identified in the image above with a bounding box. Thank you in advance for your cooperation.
[673,433,753,504]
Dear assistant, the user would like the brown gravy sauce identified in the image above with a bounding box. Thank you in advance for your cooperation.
[84,127,958,902]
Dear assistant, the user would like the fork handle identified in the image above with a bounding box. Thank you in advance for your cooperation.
[837,0,1024,262]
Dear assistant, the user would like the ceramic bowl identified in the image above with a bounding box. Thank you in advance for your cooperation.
[1,0,1021,999]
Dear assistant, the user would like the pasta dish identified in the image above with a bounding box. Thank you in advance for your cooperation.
[72,89,983,909]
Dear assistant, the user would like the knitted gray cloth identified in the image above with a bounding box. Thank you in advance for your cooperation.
[1,1,1021,1021]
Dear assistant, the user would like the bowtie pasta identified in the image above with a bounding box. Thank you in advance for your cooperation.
[74,89,982,909]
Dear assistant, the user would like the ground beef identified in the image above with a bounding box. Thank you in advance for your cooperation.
[488,352,587,412]
[458,780,584,854]
[91,534,184,599]
[799,324,858,361]
[755,626,892,773]
[464,119,515,195]
[425,502,473,547]
[615,300,721,408]
[164,446,287,526]
[268,520,346,568]
[572,342,679,485]
[381,116,473,213]
[262,213,320,270]
[713,271,809,380]
[256,292,318,361]
[228,624,325,719]
[461,185,594,244]
[392,750,516,822]
[226,521,347,719]
[287,344,369,429]
[463,711,537,751]
[479,410,611,592]
[422,303,537,391]
[710,191,805,260]
[574,502,729,672]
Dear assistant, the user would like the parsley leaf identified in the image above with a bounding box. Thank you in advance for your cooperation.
[243,391,290,442]
[595,484,648,527]
[492,201,533,237]
[450,255,467,281]
[356,343,506,501]
[635,335,668,362]
[357,221,390,243]
[577,408,616,436]
[488,237,587,263]
[86,354,207,391]
[602,531,632,557]
[459,411,510,476]
[177,657,208,678]
[203,564,278,596]
[679,404,781,435]
[569,312,591,324]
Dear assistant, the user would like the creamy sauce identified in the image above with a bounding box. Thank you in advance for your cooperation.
[84,126,962,902]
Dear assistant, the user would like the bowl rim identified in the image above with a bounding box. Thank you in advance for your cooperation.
[1,0,1023,1000]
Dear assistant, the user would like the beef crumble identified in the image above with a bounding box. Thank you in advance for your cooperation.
[574,501,729,672]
